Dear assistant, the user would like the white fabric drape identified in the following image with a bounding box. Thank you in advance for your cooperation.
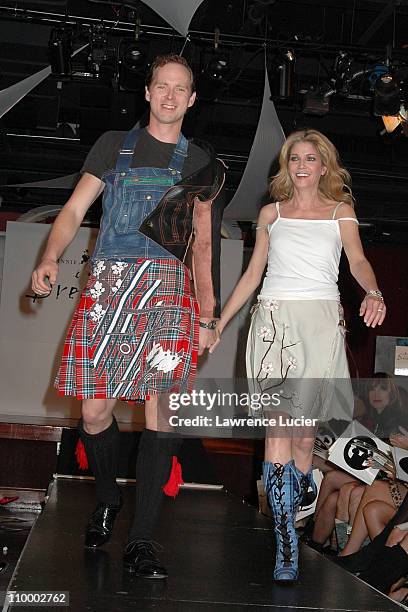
[224,63,285,221]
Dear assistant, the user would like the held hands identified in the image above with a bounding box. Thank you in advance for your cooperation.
[198,327,218,356]
[31,257,59,297]
[359,295,386,328]
[208,325,222,354]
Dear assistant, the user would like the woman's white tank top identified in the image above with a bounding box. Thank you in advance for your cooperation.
[259,202,358,300]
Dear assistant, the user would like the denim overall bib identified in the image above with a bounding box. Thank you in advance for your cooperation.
[92,129,188,262]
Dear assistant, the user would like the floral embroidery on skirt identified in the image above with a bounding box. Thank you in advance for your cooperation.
[246,297,353,421]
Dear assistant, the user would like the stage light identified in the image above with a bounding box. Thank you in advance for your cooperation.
[198,54,231,101]
[373,73,401,116]
[207,56,230,81]
[87,25,109,79]
[119,43,147,92]
[48,27,72,76]
[382,105,408,135]
[382,115,400,132]
[277,49,295,99]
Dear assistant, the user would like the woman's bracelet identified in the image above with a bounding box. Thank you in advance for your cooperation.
[365,289,383,301]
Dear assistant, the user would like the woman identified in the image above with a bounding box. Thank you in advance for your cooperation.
[363,372,407,438]
[337,378,408,557]
[312,373,407,552]
[209,129,386,583]
[335,507,408,598]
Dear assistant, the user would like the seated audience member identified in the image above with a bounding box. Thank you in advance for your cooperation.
[338,375,408,555]
[336,520,408,597]
[309,373,407,552]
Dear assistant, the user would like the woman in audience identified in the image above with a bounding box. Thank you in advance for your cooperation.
[336,514,408,598]
[338,375,408,555]
[310,373,407,551]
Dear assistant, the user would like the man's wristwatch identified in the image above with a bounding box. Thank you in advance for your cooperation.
[199,320,217,330]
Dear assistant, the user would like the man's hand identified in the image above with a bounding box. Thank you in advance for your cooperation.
[198,327,217,356]
[31,258,59,296]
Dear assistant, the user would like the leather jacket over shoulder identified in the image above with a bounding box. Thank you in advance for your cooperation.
[139,139,227,318]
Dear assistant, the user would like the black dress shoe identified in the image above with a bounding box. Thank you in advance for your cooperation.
[123,540,167,578]
[84,496,123,548]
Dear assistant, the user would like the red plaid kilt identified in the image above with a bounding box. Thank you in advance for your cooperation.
[55,258,199,400]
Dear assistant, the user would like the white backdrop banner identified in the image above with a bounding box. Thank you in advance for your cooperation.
[224,62,285,221]
[0,222,97,419]
[0,66,51,119]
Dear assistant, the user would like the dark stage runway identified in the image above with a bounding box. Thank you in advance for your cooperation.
[4,478,403,611]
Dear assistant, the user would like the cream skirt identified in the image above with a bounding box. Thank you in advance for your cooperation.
[246,298,354,422]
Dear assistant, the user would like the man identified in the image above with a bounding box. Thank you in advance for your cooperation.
[32,54,226,578]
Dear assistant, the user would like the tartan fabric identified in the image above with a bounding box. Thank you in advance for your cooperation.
[55,258,199,400]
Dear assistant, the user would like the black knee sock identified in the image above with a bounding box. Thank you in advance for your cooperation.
[128,428,182,543]
[78,417,121,506]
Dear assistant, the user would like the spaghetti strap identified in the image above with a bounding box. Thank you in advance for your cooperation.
[276,202,281,217]
[337,217,359,224]
[331,201,344,219]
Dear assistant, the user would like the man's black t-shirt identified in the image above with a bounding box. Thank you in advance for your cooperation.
[81,128,209,180]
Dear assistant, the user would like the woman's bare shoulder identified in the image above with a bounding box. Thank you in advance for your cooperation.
[333,201,356,219]
[258,202,279,225]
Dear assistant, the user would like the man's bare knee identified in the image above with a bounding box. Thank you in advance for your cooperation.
[82,399,115,431]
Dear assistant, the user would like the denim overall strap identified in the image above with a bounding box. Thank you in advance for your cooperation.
[168,133,188,174]
[115,129,142,171]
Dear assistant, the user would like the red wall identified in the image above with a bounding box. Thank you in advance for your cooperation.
[339,243,408,377]
[0,212,22,230]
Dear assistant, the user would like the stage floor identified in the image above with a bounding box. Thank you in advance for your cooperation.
[4,478,403,611]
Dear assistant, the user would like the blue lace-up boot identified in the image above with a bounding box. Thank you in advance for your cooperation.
[263,460,302,583]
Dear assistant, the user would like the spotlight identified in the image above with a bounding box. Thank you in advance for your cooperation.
[199,54,230,101]
[87,25,108,79]
[373,73,401,116]
[48,27,72,76]
[207,56,230,81]
[333,51,354,95]
[382,105,408,135]
[277,49,295,99]
[119,42,147,92]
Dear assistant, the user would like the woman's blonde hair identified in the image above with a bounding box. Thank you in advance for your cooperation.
[269,129,354,207]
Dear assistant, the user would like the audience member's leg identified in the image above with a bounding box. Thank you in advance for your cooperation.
[312,491,339,546]
[359,532,408,593]
[314,470,357,517]
[341,480,394,556]
[363,500,396,540]
[334,494,408,571]
[335,481,362,523]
